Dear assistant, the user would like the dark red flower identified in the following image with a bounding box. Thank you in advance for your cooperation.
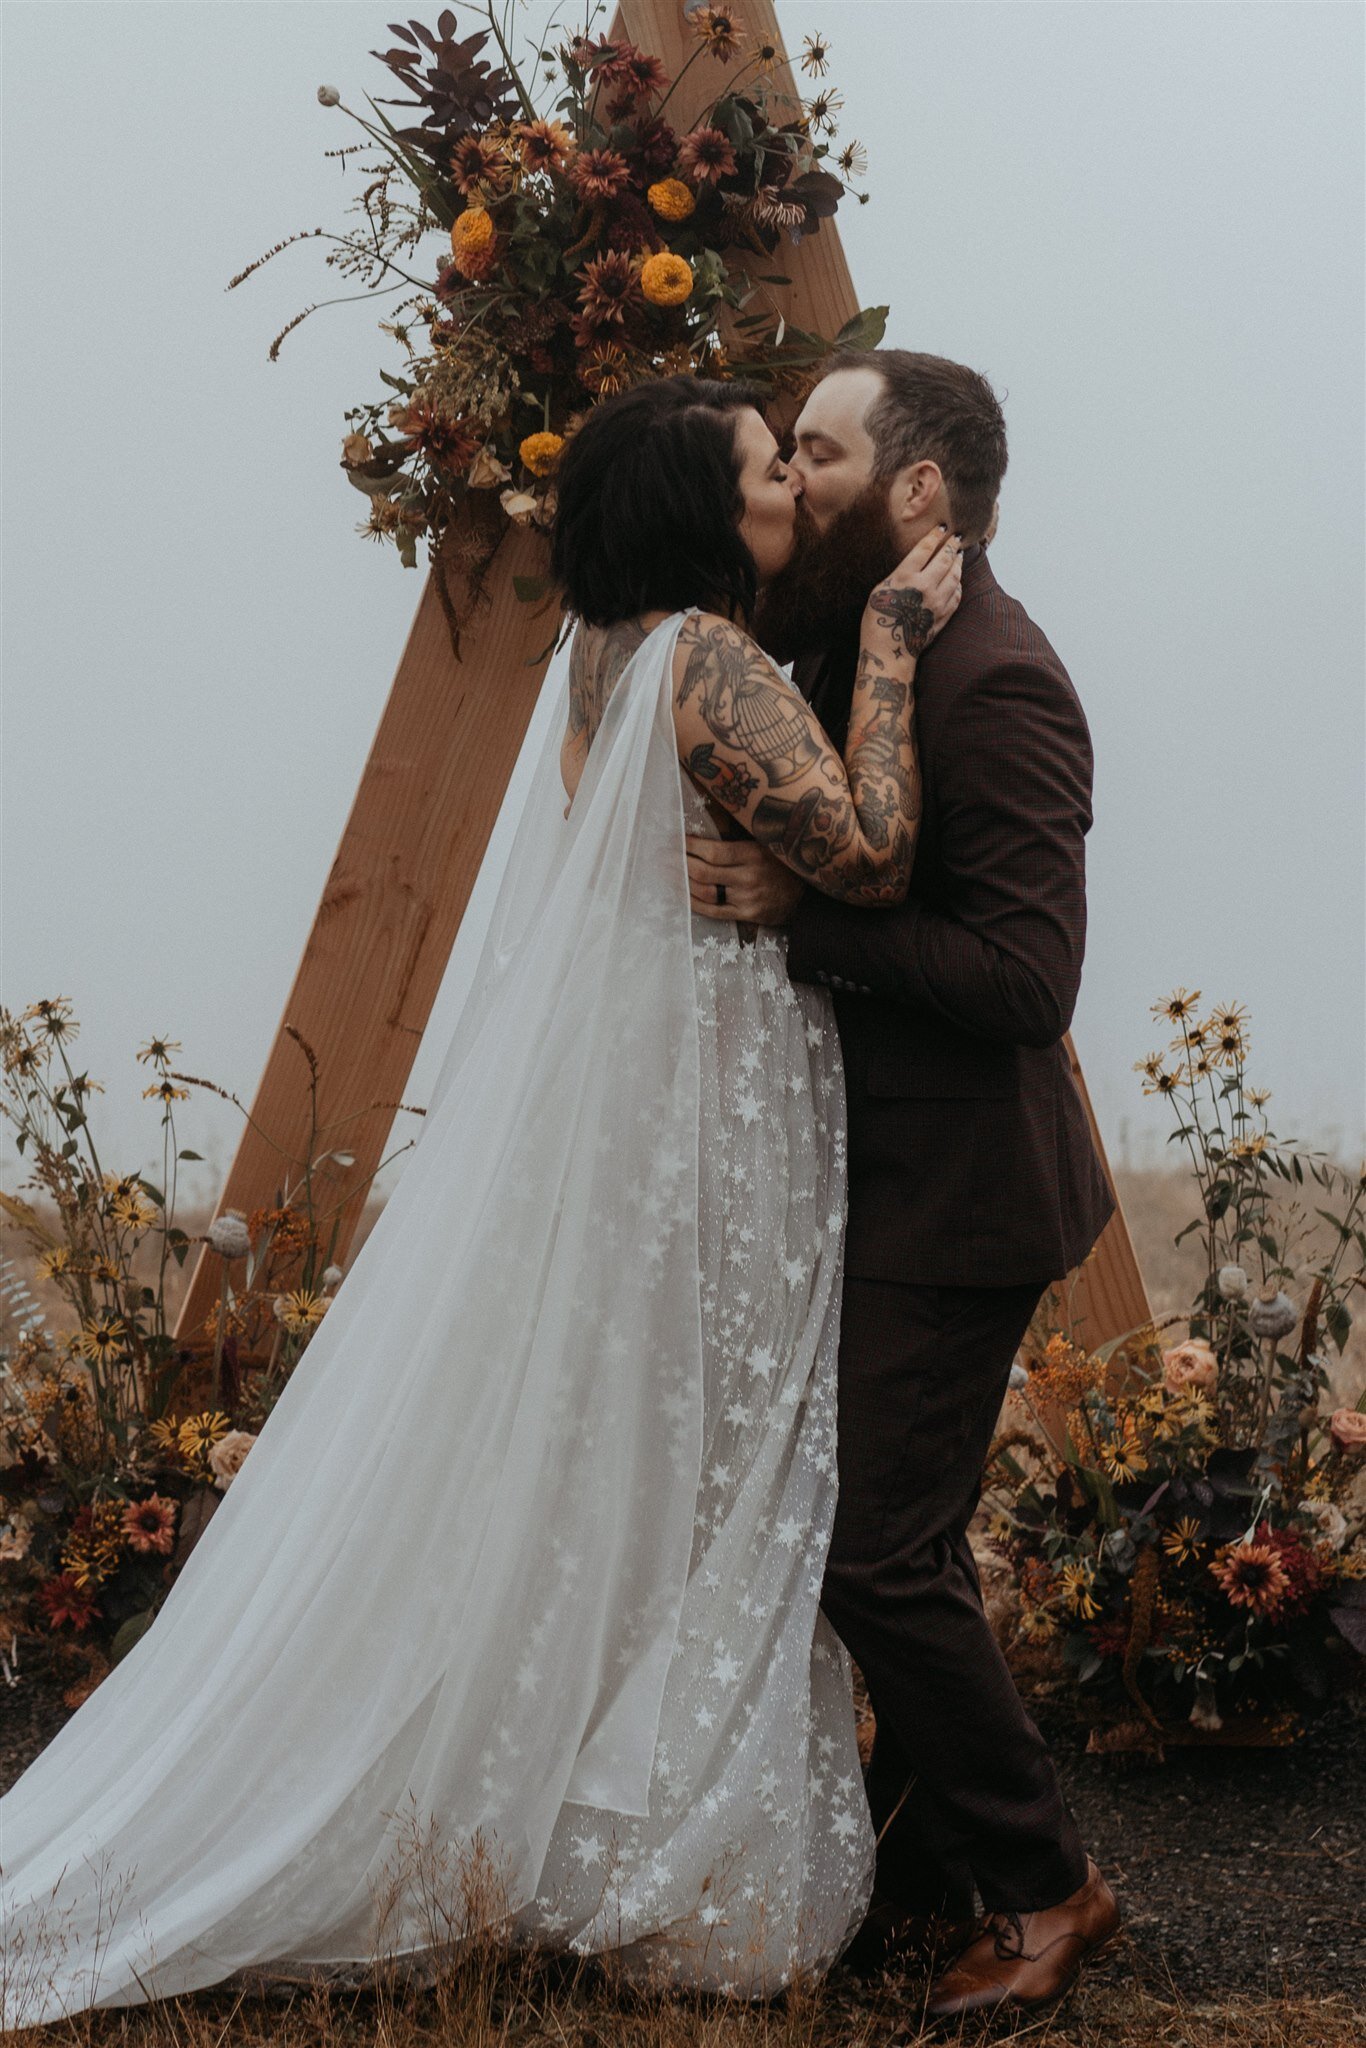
[631,118,680,177]
[604,193,665,255]
[1086,1618,1129,1659]
[1252,1521,1327,1616]
[37,1571,99,1632]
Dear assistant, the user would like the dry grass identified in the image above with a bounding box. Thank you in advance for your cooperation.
[5,1950,1361,2048]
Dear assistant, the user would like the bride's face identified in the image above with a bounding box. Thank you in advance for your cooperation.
[733,408,797,585]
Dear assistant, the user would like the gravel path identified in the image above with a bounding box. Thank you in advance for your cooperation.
[1041,1689,1365,2004]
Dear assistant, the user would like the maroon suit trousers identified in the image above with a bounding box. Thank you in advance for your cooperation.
[819,1273,1089,1915]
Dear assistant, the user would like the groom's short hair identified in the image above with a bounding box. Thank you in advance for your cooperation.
[819,350,1008,541]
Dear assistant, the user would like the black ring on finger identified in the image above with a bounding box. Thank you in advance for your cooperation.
[716,883,727,907]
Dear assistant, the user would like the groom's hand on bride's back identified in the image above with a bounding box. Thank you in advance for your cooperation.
[686,836,806,925]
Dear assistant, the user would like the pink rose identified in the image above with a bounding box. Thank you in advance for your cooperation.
[1328,1408,1366,1453]
[208,1429,258,1491]
[1162,1340,1219,1394]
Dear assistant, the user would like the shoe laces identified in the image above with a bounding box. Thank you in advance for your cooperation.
[985,1908,1043,1963]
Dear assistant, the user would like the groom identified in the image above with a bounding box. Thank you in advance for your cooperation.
[686,350,1123,2021]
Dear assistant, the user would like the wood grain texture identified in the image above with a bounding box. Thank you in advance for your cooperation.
[175,0,1149,1349]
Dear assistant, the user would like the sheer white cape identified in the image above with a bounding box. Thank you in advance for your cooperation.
[1,615,719,2021]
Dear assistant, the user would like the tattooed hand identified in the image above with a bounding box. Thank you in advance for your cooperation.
[671,608,924,909]
[866,524,963,658]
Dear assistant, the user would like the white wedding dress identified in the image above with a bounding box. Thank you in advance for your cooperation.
[0,612,874,2022]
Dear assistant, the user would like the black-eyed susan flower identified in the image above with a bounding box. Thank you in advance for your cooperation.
[804,87,845,133]
[800,32,831,77]
[141,1080,190,1104]
[1153,987,1201,1024]
[1059,1560,1101,1620]
[178,1411,231,1461]
[135,1035,182,1066]
[515,117,573,174]
[274,1289,328,1334]
[1162,1516,1205,1564]
[77,1315,129,1364]
[691,6,744,63]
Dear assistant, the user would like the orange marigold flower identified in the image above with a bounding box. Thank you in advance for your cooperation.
[1211,1539,1290,1617]
[640,252,694,306]
[518,432,565,478]
[449,206,499,281]
[648,177,696,222]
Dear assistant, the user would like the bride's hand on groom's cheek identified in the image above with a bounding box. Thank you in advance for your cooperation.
[685,836,806,925]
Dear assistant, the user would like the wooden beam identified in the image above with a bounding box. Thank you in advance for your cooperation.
[176,0,1149,1351]
[172,528,555,1342]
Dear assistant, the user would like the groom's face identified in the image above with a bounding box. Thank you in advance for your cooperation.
[785,365,885,533]
[750,369,907,662]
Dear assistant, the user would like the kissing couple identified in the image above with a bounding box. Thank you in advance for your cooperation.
[1,350,1122,2027]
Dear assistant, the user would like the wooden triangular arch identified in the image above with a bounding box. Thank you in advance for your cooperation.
[174,0,1149,1351]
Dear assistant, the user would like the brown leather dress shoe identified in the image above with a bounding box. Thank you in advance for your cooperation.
[925,1857,1122,2022]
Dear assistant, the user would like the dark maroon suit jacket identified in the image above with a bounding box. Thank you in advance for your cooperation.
[785,545,1114,1289]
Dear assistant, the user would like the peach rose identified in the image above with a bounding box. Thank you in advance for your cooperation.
[1162,1339,1219,1394]
[1328,1407,1366,1453]
[208,1429,258,1491]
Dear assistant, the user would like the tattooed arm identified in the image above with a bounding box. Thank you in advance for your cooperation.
[672,527,961,906]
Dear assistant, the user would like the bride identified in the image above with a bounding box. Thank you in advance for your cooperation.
[0,375,960,2022]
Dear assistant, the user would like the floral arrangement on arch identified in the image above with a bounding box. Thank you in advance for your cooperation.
[0,998,421,1674]
[986,991,1366,1749]
[228,4,883,650]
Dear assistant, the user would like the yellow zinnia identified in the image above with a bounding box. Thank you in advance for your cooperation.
[641,252,694,307]
[518,432,564,478]
[647,178,696,222]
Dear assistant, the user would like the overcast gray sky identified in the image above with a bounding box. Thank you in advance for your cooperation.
[3,0,1362,1217]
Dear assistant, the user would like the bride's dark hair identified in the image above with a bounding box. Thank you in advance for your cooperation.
[551,375,766,627]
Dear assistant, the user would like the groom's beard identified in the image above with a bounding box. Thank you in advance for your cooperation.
[751,482,905,667]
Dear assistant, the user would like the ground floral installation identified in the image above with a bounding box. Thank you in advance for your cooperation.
[986,992,1366,1752]
[227,4,881,652]
[0,998,425,1680]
